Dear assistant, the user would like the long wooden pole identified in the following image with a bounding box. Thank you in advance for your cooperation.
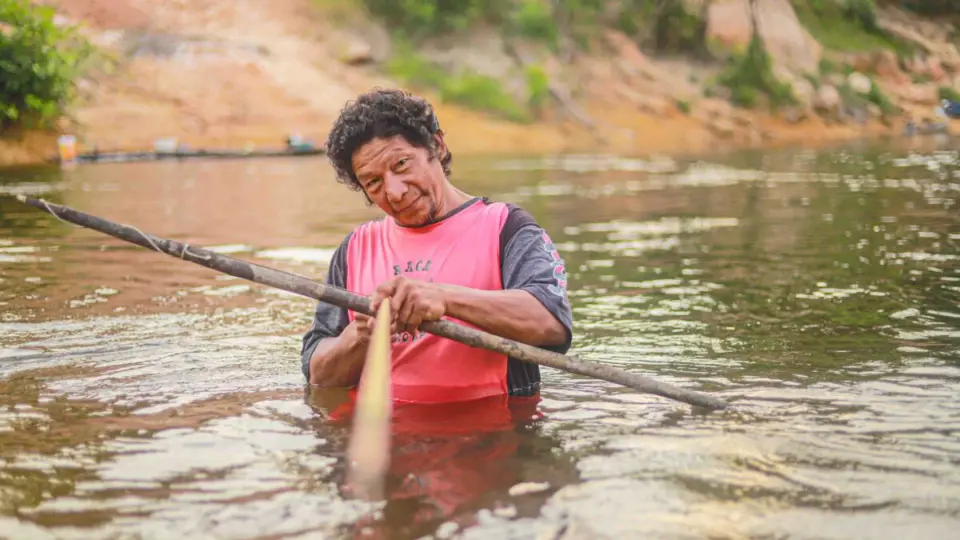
[15,195,730,410]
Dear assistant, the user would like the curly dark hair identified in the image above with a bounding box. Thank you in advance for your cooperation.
[325,88,453,193]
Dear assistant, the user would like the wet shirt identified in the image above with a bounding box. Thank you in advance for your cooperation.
[300,197,573,401]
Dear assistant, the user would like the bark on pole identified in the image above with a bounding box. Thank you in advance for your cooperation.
[15,195,731,411]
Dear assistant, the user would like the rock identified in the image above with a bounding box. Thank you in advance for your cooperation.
[850,52,873,73]
[790,76,816,109]
[697,97,734,120]
[604,30,650,76]
[709,118,737,139]
[892,83,939,105]
[814,84,841,113]
[636,95,670,116]
[782,107,809,124]
[926,56,947,82]
[940,44,960,73]
[730,109,755,128]
[904,53,927,76]
[867,103,882,118]
[848,72,871,95]
[338,38,374,65]
[826,73,847,88]
[873,50,910,84]
[706,0,821,73]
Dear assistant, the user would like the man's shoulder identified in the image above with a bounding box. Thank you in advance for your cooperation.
[479,198,540,237]
[339,216,388,245]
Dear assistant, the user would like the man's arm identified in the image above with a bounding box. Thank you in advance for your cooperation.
[441,220,573,348]
[306,317,369,387]
[300,234,368,387]
[440,287,567,346]
[371,221,573,350]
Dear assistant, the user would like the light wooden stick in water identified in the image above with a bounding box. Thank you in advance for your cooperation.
[346,299,393,501]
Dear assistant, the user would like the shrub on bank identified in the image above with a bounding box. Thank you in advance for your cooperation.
[0,0,93,131]
[718,35,796,109]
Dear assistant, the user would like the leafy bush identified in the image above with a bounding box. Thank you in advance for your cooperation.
[0,0,93,130]
[864,77,897,115]
[525,64,550,111]
[939,86,960,103]
[361,0,512,38]
[718,35,796,109]
[843,0,880,34]
[509,0,558,48]
[386,46,530,122]
[896,0,958,16]
[793,0,911,53]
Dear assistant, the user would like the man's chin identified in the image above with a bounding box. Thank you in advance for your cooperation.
[392,210,429,227]
[393,202,437,227]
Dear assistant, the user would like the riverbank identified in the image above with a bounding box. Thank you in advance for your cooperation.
[1,0,956,167]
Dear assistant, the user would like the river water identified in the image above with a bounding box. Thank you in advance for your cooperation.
[0,138,958,540]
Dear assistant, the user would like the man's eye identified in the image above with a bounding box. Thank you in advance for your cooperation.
[366,178,381,188]
[396,158,409,168]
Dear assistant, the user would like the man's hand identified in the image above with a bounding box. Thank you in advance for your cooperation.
[370,276,447,334]
[351,313,375,345]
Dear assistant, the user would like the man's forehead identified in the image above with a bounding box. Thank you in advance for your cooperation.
[353,136,417,172]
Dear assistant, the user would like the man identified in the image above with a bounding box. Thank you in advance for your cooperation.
[300,88,573,403]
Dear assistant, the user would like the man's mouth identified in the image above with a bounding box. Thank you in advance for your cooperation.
[396,194,423,214]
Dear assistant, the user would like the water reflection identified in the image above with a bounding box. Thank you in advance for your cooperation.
[305,389,577,539]
[1,139,959,539]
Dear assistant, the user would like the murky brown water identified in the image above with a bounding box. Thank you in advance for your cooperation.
[1,138,958,540]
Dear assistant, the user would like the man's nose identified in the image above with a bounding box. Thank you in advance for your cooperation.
[384,173,408,203]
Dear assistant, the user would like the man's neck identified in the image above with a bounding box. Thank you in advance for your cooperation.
[437,185,472,217]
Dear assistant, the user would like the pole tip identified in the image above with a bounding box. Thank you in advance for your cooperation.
[15,195,27,203]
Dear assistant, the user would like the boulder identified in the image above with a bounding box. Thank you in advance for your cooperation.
[707,0,821,74]
[925,56,947,82]
[709,118,737,139]
[338,38,374,66]
[892,83,939,105]
[873,50,910,84]
[782,106,809,124]
[790,77,816,110]
[697,98,734,119]
[814,84,841,113]
[848,72,872,95]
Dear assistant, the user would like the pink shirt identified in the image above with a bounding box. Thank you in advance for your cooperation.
[346,199,510,403]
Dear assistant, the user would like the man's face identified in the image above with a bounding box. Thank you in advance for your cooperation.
[352,134,446,227]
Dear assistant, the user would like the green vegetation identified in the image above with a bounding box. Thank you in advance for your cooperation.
[508,0,559,49]
[363,0,712,120]
[863,77,897,115]
[0,0,93,130]
[895,0,959,16]
[792,0,911,53]
[836,77,898,117]
[939,86,960,103]
[718,35,796,109]
[360,0,512,39]
[386,46,530,122]
[524,64,550,113]
[363,0,708,55]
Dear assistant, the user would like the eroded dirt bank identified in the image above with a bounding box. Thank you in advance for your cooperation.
[2,0,957,165]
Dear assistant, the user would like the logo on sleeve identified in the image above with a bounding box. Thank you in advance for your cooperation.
[541,230,567,296]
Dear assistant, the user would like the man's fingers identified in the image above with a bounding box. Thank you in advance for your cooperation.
[406,309,423,335]
[397,290,418,331]
[370,278,400,312]
[391,279,412,322]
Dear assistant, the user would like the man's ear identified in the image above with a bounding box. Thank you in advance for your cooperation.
[433,131,447,160]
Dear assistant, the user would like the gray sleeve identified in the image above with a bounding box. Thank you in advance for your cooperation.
[300,233,352,380]
[501,224,574,353]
